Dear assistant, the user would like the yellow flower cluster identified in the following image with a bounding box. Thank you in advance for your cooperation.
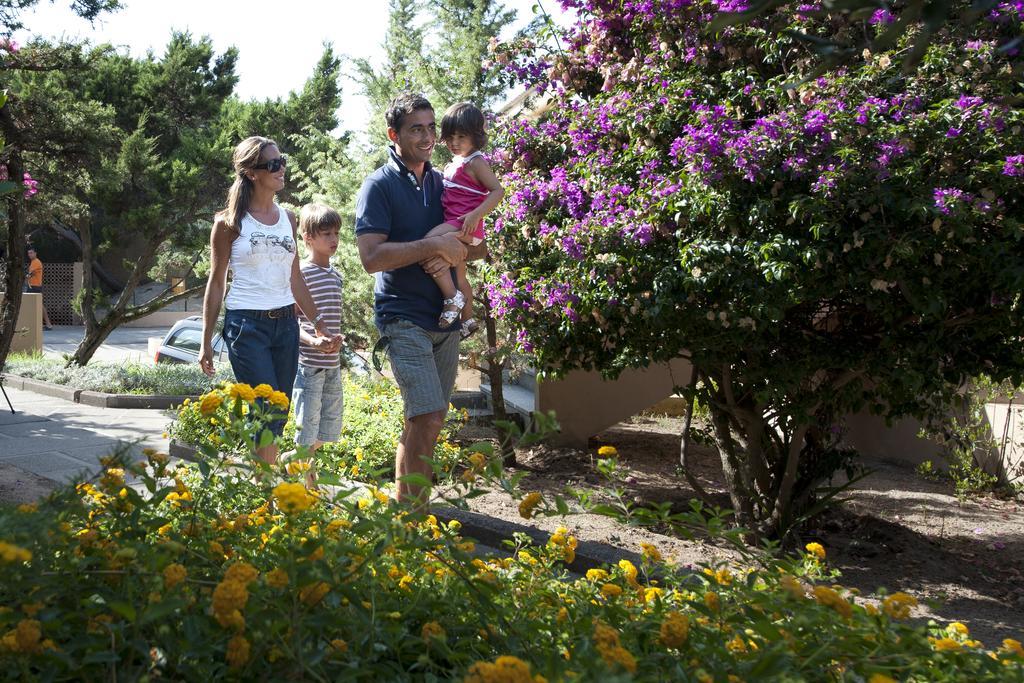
[586,568,609,582]
[704,566,732,586]
[518,492,542,519]
[463,655,547,683]
[254,383,273,398]
[0,541,31,563]
[229,383,256,403]
[660,611,689,648]
[593,620,637,674]
[267,390,289,409]
[597,445,618,457]
[265,567,289,589]
[226,634,250,669]
[199,392,223,416]
[462,451,488,482]
[99,467,125,493]
[1,619,41,653]
[285,460,311,476]
[330,638,348,654]
[421,621,446,641]
[640,542,663,564]
[805,542,826,560]
[224,562,259,585]
[618,559,639,588]
[212,575,249,631]
[299,581,331,606]
[1002,638,1024,657]
[272,482,316,514]
[601,583,623,599]
[812,586,852,619]
[881,592,917,620]
[548,527,577,564]
[932,637,962,652]
[868,675,897,683]
[163,563,187,590]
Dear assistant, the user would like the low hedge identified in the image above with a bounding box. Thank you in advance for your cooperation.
[3,353,234,396]
[0,385,1021,680]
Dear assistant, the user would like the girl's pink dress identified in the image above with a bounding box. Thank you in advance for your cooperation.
[442,151,488,245]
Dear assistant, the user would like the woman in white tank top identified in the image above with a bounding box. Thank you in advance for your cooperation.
[199,136,336,468]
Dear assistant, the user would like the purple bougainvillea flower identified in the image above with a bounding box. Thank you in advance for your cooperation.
[1004,154,1024,177]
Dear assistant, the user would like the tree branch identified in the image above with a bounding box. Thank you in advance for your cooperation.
[678,366,717,507]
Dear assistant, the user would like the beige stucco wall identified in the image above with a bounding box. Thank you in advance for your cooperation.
[537,358,693,446]
[0,292,43,354]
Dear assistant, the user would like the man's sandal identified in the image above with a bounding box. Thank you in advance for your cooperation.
[460,318,480,340]
[438,291,465,328]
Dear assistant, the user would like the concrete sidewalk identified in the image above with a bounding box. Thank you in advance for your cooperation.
[0,384,172,485]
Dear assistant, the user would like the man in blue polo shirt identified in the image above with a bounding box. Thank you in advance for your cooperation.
[355,92,484,503]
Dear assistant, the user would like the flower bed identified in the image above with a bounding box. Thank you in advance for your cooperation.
[168,374,465,484]
[0,386,1021,679]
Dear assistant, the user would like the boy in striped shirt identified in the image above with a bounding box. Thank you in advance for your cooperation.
[290,204,345,481]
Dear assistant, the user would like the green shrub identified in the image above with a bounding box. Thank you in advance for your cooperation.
[3,353,233,396]
[168,374,465,484]
[920,377,1008,499]
[0,393,1020,680]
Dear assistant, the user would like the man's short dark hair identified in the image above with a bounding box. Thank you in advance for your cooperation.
[385,92,434,133]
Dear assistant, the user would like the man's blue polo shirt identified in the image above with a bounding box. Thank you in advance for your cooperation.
[355,146,455,333]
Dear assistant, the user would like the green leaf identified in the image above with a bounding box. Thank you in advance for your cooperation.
[466,441,494,457]
[398,473,433,489]
[83,651,122,664]
[315,472,343,487]
[140,598,185,625]
[107,600,136,622]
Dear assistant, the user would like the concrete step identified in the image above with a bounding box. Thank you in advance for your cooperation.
[479,381,535,418]
[451,390,488,410]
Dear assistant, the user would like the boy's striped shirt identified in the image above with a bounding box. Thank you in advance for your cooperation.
[298,261,343,368]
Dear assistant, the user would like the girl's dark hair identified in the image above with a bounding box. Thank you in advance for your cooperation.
[440,102,487,151]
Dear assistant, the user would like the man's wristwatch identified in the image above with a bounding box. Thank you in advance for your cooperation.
[312,313,325,327]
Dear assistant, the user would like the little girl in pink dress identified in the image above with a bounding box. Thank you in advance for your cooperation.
[422,102,504,338]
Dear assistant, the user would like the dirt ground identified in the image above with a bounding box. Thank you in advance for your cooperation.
[455,414,1024,648]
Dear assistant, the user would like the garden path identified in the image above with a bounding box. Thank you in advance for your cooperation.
[0,384,171,484]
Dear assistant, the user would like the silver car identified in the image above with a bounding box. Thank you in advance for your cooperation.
[155,316,226,365]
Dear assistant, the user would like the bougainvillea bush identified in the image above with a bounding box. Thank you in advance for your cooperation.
[486,0,1024,536]
[0,390,1021,680]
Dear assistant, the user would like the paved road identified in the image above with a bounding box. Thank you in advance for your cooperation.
[41,325,170,364]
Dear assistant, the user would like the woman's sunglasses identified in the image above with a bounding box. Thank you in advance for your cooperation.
[254,155,288,173]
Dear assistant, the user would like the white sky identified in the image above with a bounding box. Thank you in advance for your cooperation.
[12,0,569,135]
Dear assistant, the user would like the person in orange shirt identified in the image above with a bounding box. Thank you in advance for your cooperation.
[25,248,53,330]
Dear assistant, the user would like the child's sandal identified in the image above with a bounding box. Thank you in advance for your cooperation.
[438,291,465,328]
[460,318,480,340]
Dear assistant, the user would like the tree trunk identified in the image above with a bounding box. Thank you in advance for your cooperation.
[69,282,205,366]
[69,217,198,366]
[481,283,515,466]
[0,104,26,370]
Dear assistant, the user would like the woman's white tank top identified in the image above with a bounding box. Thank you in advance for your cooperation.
[224,205,297,311]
